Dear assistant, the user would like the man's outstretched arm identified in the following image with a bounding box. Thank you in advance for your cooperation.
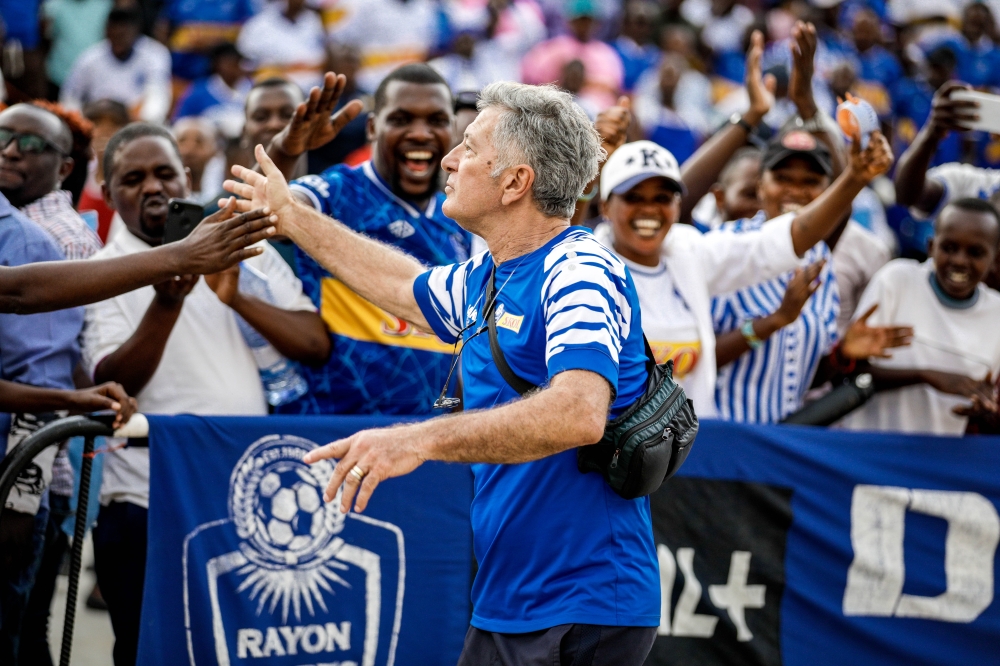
[226,145,430,330]
[0,201,276,314]
[304,369,611,512]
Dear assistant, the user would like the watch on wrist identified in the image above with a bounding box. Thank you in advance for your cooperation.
[740,319,764,350]
[730,113,755,134]
[795,111,827,134]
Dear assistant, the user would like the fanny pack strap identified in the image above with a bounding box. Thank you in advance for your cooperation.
[485,266,656,397]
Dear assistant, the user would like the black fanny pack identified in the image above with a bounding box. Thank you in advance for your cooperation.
[484,269,699,499]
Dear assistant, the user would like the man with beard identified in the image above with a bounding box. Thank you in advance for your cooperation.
[81,123,328,666]
[262,64,472,415]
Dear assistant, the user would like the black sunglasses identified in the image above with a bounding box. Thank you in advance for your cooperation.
[454,90,479,113]
[0,129,68,156]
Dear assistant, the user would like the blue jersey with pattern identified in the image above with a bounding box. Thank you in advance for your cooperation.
[414,227,657,632]
[282,161,471,416]
[711,213,840,423]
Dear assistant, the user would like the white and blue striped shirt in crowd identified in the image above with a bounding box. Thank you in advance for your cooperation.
[711,213,840,423]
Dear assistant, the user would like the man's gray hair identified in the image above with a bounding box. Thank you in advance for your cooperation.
[477,82,604,219]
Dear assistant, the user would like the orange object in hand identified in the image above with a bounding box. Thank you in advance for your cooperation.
[837,92,879,149]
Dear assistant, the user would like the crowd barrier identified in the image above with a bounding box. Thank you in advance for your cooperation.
[4,415,1000,665]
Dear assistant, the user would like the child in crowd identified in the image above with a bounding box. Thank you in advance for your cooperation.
[839,198,1000,435]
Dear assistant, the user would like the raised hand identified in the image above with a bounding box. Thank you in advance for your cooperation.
[745,29,775,126]
[68,382,138,429]
[774,260,825,327]
[840,304,914,359]
[304,425,425,513]
[788,21,818,119]
[595,96,631,158]
[272,72,365,158]
[225,144,298,230]
[928,81,980,140]
[847,130,893,183]
[171,197,277,274]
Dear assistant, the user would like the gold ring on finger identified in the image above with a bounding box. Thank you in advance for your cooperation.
[349,465,366,482]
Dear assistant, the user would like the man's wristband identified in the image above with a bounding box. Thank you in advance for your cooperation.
[730,113,755,134]
[740,320,764,350]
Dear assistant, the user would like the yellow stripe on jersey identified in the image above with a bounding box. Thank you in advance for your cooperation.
[169,23,242,52]
[649,340,702,380]
[321,278,455,353]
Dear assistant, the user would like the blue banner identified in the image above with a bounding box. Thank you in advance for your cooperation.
[652,421,1000,666]
[139,415,1000,666]
[141,415,473,666]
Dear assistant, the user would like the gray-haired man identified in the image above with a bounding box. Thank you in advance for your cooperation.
[226,82,660,665]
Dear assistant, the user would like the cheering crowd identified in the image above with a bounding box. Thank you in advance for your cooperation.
[1,0,999,664]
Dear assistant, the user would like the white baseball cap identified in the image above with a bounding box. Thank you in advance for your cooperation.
[600,140,686,201]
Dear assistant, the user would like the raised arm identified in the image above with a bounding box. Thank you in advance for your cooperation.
[263,72,365,180]
[894,82,978,211]
[226,145,430,330]
[304,368,611,512]
[789,130,892,256]
[0,201,276,314]
[679,30,773,223]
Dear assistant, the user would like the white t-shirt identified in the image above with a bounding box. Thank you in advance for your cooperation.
[82,230,316,507]
[60,36,172,123]
[831,220,892,336]
[922,162,1000,218]
[622,257,702,383]
[838,259,1000,436]
[237,4,327,92]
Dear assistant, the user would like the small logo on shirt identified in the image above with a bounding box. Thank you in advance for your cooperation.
[388,220,415,239]
[494,303,524,334]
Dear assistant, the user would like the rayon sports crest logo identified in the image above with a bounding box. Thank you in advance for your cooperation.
[183,434,406,666]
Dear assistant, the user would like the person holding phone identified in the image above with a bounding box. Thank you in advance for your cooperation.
[894,81,999,220]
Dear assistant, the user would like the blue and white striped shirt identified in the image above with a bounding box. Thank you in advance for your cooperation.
[412,226,659,634]
[711,213,840,423]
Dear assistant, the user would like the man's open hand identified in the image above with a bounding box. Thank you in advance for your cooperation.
[272,72,365,158]
[788,21,818,119]
[303,424,426,514]
[225,145,298,234]
[841,304,913,359]
[172,197,276,274]
[745,30,775,126]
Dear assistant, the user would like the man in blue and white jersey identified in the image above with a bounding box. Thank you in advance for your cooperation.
[262,64,471,415]
[228,81,660,665]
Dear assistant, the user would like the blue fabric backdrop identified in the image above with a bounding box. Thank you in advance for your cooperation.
[139,415,1000,666]
[141,415,473,666]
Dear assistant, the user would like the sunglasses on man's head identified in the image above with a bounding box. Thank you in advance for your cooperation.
[0,129,68,156]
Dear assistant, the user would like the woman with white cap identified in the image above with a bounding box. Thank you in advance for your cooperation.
[593,134,897,417]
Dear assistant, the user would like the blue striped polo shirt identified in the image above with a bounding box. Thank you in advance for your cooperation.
[711,213,840,423]
[413,226,659,633]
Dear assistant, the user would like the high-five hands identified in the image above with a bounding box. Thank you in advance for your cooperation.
[271,72,365,158]
[224,145,298,234]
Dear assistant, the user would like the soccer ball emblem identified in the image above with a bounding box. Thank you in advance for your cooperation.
[256,466,324,553]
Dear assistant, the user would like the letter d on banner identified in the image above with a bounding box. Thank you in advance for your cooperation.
[843,485,1000,622]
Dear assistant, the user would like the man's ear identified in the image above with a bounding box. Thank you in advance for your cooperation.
[500,164,535,207]
[58,156,75,185]
[101,179,116,210]
[365,113,376,142]
[927,236,935,256]
[184,166,194,195]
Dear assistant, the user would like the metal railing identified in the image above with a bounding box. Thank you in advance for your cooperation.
[0,413,149,666]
